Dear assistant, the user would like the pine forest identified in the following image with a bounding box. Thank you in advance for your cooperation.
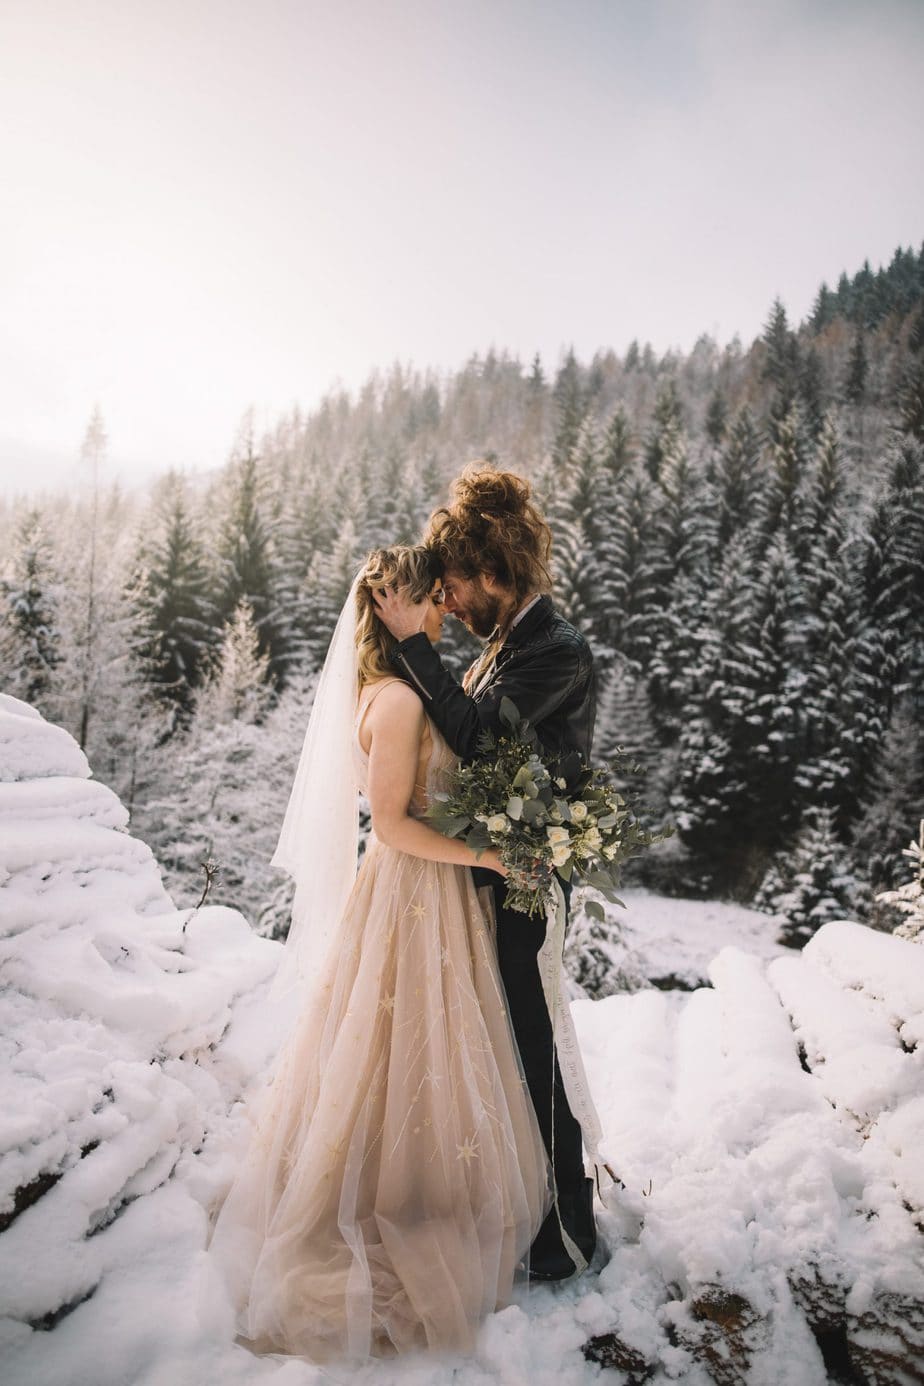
[2,245,923,956]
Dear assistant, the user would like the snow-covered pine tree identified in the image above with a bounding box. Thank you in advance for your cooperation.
[761,298,800,431]
[643,378,684,482]
[755,806,862,947]
[876,820,924,942]
[594,468,660,670]
[133,599,276,916]
[798,346,826,441]
[712,407,762,552]
[600,404,635,486]
[303,521,362,669]
[704,387,728,448]
[198,599,272,726]
[214,426,285,677]
[851,700,924,895]
[844,331,868,405]
[0,508,60,705]
[759,407,808,553]
[132,473,217,727]
[551,347,586,470]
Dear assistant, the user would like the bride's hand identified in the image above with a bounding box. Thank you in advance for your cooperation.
[482,848,509,877]
[373,583,427,640]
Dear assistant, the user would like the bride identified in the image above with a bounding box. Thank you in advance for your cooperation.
[207,544,552,1362]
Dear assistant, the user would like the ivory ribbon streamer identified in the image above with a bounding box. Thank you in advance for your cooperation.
[536,877,618,1272]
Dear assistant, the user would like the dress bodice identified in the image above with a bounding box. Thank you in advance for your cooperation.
[353,680,458,814]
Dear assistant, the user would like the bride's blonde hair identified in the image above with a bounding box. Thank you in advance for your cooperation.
[355,545,441,688]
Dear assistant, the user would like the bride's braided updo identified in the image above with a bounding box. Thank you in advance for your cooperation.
[355,545,441,688]
[423,462,552,604]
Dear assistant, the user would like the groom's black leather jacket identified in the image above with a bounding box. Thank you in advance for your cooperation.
[389,595,596,765]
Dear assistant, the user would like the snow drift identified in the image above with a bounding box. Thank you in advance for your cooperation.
[1,692,922,1386]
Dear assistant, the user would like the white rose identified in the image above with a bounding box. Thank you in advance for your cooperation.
[546,825,570,846]
[582,826,602,850]
[551,844,571,868]
[486,813,510,834]
[570,801,588,822]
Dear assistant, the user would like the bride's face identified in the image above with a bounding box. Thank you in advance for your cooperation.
[422,580,446,644]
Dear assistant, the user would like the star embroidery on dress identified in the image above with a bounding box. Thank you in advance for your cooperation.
[456,1138,479,1164]
[378,993,395,1015]
[440,946,451,969]
[423,1065,442,1088]
[406,901,427,922]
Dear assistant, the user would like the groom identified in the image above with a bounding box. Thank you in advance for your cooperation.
[374,463,597,1281]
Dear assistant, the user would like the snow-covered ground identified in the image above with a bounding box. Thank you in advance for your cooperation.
[2,694,922,1386]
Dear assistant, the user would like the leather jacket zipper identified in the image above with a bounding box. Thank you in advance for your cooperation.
[396,652,433,700]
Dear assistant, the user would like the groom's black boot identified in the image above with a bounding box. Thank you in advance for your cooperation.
[528,1176,596,1281]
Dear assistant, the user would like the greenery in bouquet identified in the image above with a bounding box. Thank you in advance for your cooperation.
[426,698,672,918]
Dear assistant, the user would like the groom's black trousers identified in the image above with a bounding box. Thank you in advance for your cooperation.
[473,867,586,1198]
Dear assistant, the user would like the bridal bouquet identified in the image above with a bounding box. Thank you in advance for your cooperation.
[426,698,670,917]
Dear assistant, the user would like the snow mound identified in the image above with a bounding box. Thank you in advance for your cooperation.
[574,926,924,1382]
[0,696,284,1386]
[2,695,922,1386]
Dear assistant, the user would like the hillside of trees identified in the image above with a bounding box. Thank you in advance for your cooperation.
[1,243,922,944]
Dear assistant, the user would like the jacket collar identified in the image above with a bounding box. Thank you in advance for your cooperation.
[503,594,554,648]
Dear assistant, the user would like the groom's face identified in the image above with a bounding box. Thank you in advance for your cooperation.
[442,569,505,639]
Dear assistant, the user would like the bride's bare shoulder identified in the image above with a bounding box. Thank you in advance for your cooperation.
[359,677,423,725]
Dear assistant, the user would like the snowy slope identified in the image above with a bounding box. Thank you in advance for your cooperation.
[1,695,922,1386]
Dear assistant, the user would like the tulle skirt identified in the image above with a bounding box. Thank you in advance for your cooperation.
[207,836,552,1361]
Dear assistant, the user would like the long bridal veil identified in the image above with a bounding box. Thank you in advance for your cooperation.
[268,571,363,1008]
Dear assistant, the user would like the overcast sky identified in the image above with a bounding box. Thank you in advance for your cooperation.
[1,0,922,496]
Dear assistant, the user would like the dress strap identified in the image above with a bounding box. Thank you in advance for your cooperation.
[355,676,404,745]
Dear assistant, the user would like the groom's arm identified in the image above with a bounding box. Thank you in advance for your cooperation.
[390,631,589,762]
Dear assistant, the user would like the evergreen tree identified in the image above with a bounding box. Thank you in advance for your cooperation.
[754,807,860,947]
[810,283,836,333]
[851,702,924,894]
[197,599,272,726]
[704,388,728,447]
[75,405,108,750]
[714,408,761,551]
[595,469,660,669]
[798,346,825,441]
[303,521,362,667]
[0,510,60,705]
[215,435,284,674]
[644,378,683,481]
[898,362,924,441]
[844,331,868,405]
[600,405,635,485]
[761,298,800,427]
[760,408,808,552]
[551,347,585,468]
[875,820,924,942]
[132,475,216,725]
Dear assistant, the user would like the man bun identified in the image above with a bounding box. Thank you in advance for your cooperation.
[450,464,532,522]
[424,461,552,602]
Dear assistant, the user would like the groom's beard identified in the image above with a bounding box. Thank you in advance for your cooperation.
[455,585,505,640]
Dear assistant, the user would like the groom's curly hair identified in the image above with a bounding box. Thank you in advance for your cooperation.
[423,463,552,603]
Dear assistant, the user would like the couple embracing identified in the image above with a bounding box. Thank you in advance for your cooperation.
[208,463,602,1362]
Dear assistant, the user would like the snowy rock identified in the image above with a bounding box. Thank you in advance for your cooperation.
[0,696,283,1385]
[2,696,922,1385]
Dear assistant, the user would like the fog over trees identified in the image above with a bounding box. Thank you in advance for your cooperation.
[2,244,922,943]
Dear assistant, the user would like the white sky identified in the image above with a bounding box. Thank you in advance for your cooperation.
[1,0,922,496]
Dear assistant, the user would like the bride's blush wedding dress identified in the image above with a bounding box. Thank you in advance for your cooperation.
[207,679,551,1361]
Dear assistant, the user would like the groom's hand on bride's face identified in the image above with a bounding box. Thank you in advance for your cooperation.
[373,584,428,640]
